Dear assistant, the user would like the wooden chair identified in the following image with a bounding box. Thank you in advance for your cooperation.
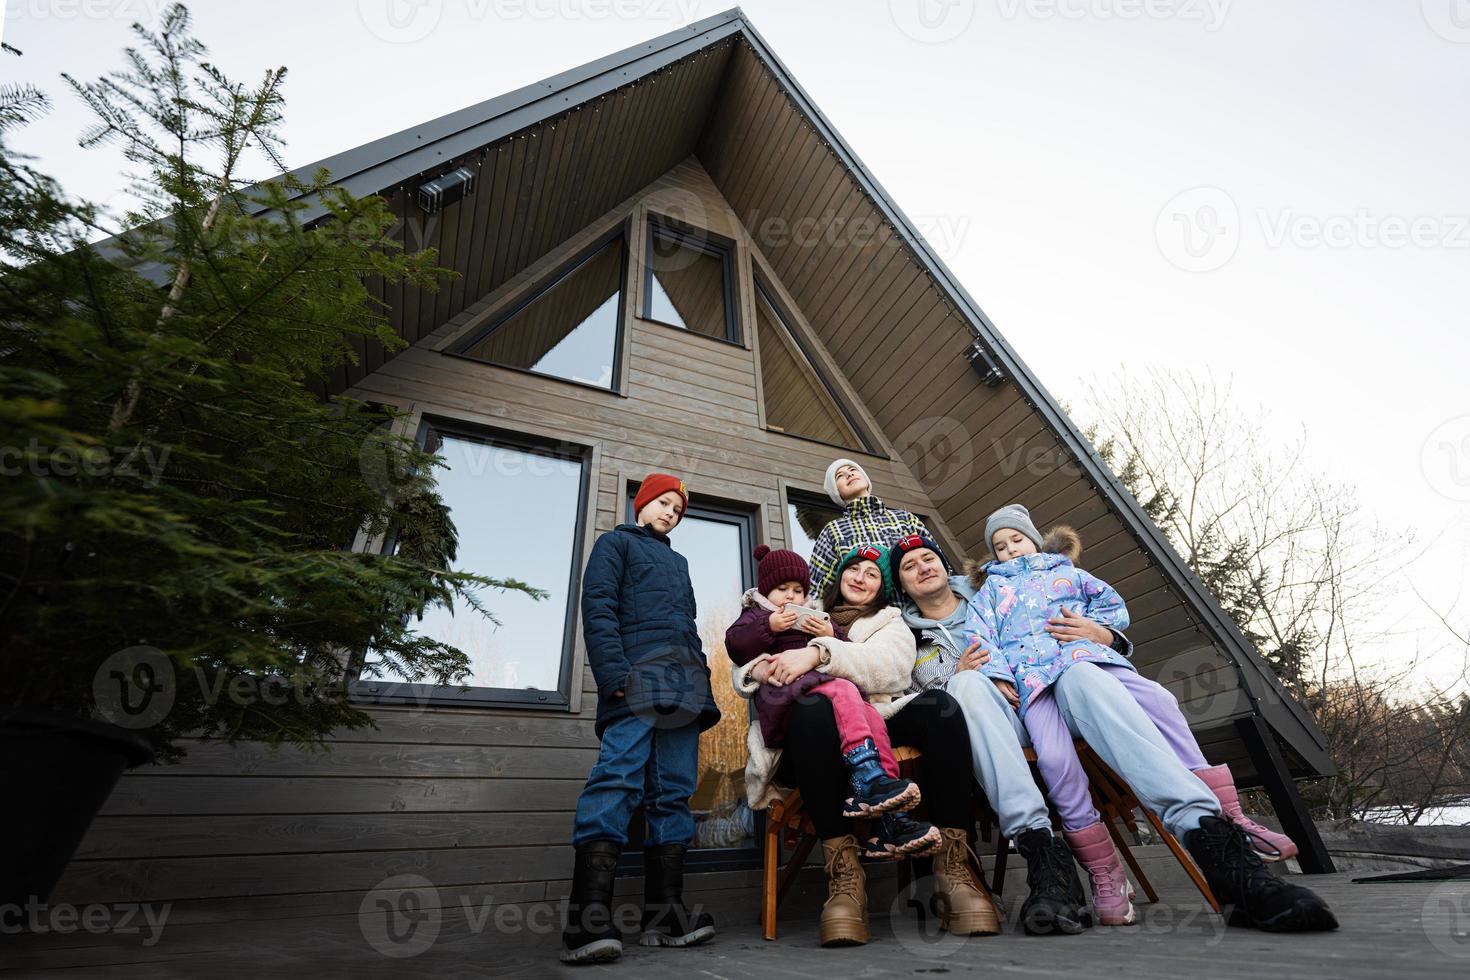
[985,742,1219,914]
[1073,742,1220,912]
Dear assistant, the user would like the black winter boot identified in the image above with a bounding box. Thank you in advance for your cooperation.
[860,810,942,860]
[640,844,716,948]
[1184,815,1338,932]
[842,737,921,817]
[560,841,623,964]
[1014,828,1091,935]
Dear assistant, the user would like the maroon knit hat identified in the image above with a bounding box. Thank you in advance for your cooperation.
[753,544,811,596]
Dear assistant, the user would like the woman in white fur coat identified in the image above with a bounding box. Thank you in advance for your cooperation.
[730,544,997,947]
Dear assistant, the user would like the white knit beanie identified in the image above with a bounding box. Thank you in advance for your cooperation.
[823,458,869,506]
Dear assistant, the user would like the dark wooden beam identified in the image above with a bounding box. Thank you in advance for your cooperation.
[1234,714,1335,874]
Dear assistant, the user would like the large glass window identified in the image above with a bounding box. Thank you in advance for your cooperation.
[625,489,758,855]
[455,231,626,390]
[755,280,871,451]
[354,423,589,708]
[642,217,739,344]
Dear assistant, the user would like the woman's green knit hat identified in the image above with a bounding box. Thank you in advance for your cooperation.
[835,544,893,603]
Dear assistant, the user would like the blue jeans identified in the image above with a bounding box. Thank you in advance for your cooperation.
[571,714,700,847]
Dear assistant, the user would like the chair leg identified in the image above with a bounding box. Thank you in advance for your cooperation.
[775,833,817,904]
[762,820,781,940]
[1140,807,1221,914]
[1078,741,1220,913]
[1103,812,1159,904]
[991,834,1010,898]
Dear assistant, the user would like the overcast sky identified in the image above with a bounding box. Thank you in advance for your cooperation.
[5,0,1467,687]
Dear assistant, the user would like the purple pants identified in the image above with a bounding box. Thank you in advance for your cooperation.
[1025,663,1209,832]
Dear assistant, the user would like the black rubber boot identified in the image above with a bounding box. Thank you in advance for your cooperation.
[1015,828,1091,935]
[640,844,716,948]
[842,737,921,817]
[1184,815,1338,932]
[560,841,623,964]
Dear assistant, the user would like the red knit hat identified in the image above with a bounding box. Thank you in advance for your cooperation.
[633,473,689,523]
[753,544,811,596]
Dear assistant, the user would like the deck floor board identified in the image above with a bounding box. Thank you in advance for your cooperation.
[3,872,1465,978]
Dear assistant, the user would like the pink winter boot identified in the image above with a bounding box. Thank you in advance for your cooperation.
[1063,822,1137,926]
[1195,764,1299,862]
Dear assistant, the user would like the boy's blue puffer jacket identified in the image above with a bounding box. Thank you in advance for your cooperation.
[580,523,721,738]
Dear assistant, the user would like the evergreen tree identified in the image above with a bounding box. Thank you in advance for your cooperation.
[0,5,538,760]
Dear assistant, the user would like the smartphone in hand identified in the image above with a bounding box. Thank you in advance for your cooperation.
[783,603,830,627]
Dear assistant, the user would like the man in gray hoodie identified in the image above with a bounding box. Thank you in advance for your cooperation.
[891,533,1130,935]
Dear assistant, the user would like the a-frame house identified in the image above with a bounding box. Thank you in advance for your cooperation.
[60,8,1335,919]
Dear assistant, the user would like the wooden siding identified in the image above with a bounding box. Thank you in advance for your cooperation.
[55,159,947,909]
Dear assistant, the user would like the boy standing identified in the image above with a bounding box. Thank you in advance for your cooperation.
[561,474,721,965]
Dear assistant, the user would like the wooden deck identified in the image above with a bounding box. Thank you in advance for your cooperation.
[5,871,1466,978]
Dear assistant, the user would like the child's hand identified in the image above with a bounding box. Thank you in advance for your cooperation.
[993,680,1020,709]
[613,689,625,699]
[954,641,991,672]
[751,660,772,684]
[768,608,800,632]
[1046,608,1111,645]
[799,615,834,638]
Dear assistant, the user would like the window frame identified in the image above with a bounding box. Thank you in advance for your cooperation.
[619,483,765,873]
[782,486,846,561]
[348,417,592,711]
[448,224,630,393]
[640,214,742,347]
[752,276,879,454]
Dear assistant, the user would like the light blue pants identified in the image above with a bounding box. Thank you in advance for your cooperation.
[1028,665,1210,832]
[943,670,1053,838]
[1052,662,1220,837]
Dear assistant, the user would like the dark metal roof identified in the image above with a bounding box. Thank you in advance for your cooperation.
[262,10,750,226]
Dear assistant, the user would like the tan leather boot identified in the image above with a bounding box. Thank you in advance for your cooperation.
[819,835,870,947]
[933,827,1002,936]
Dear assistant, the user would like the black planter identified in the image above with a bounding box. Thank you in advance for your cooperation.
[0,708,153,909]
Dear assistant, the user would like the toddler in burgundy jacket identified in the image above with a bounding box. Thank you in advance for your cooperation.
[724,544,917,818]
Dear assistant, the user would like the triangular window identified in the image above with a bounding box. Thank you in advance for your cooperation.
[642,217,739,344]
[754,279,872,452]
[454,230,626,390]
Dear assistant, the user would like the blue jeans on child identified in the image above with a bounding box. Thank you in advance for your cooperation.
[572,714,700,847]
